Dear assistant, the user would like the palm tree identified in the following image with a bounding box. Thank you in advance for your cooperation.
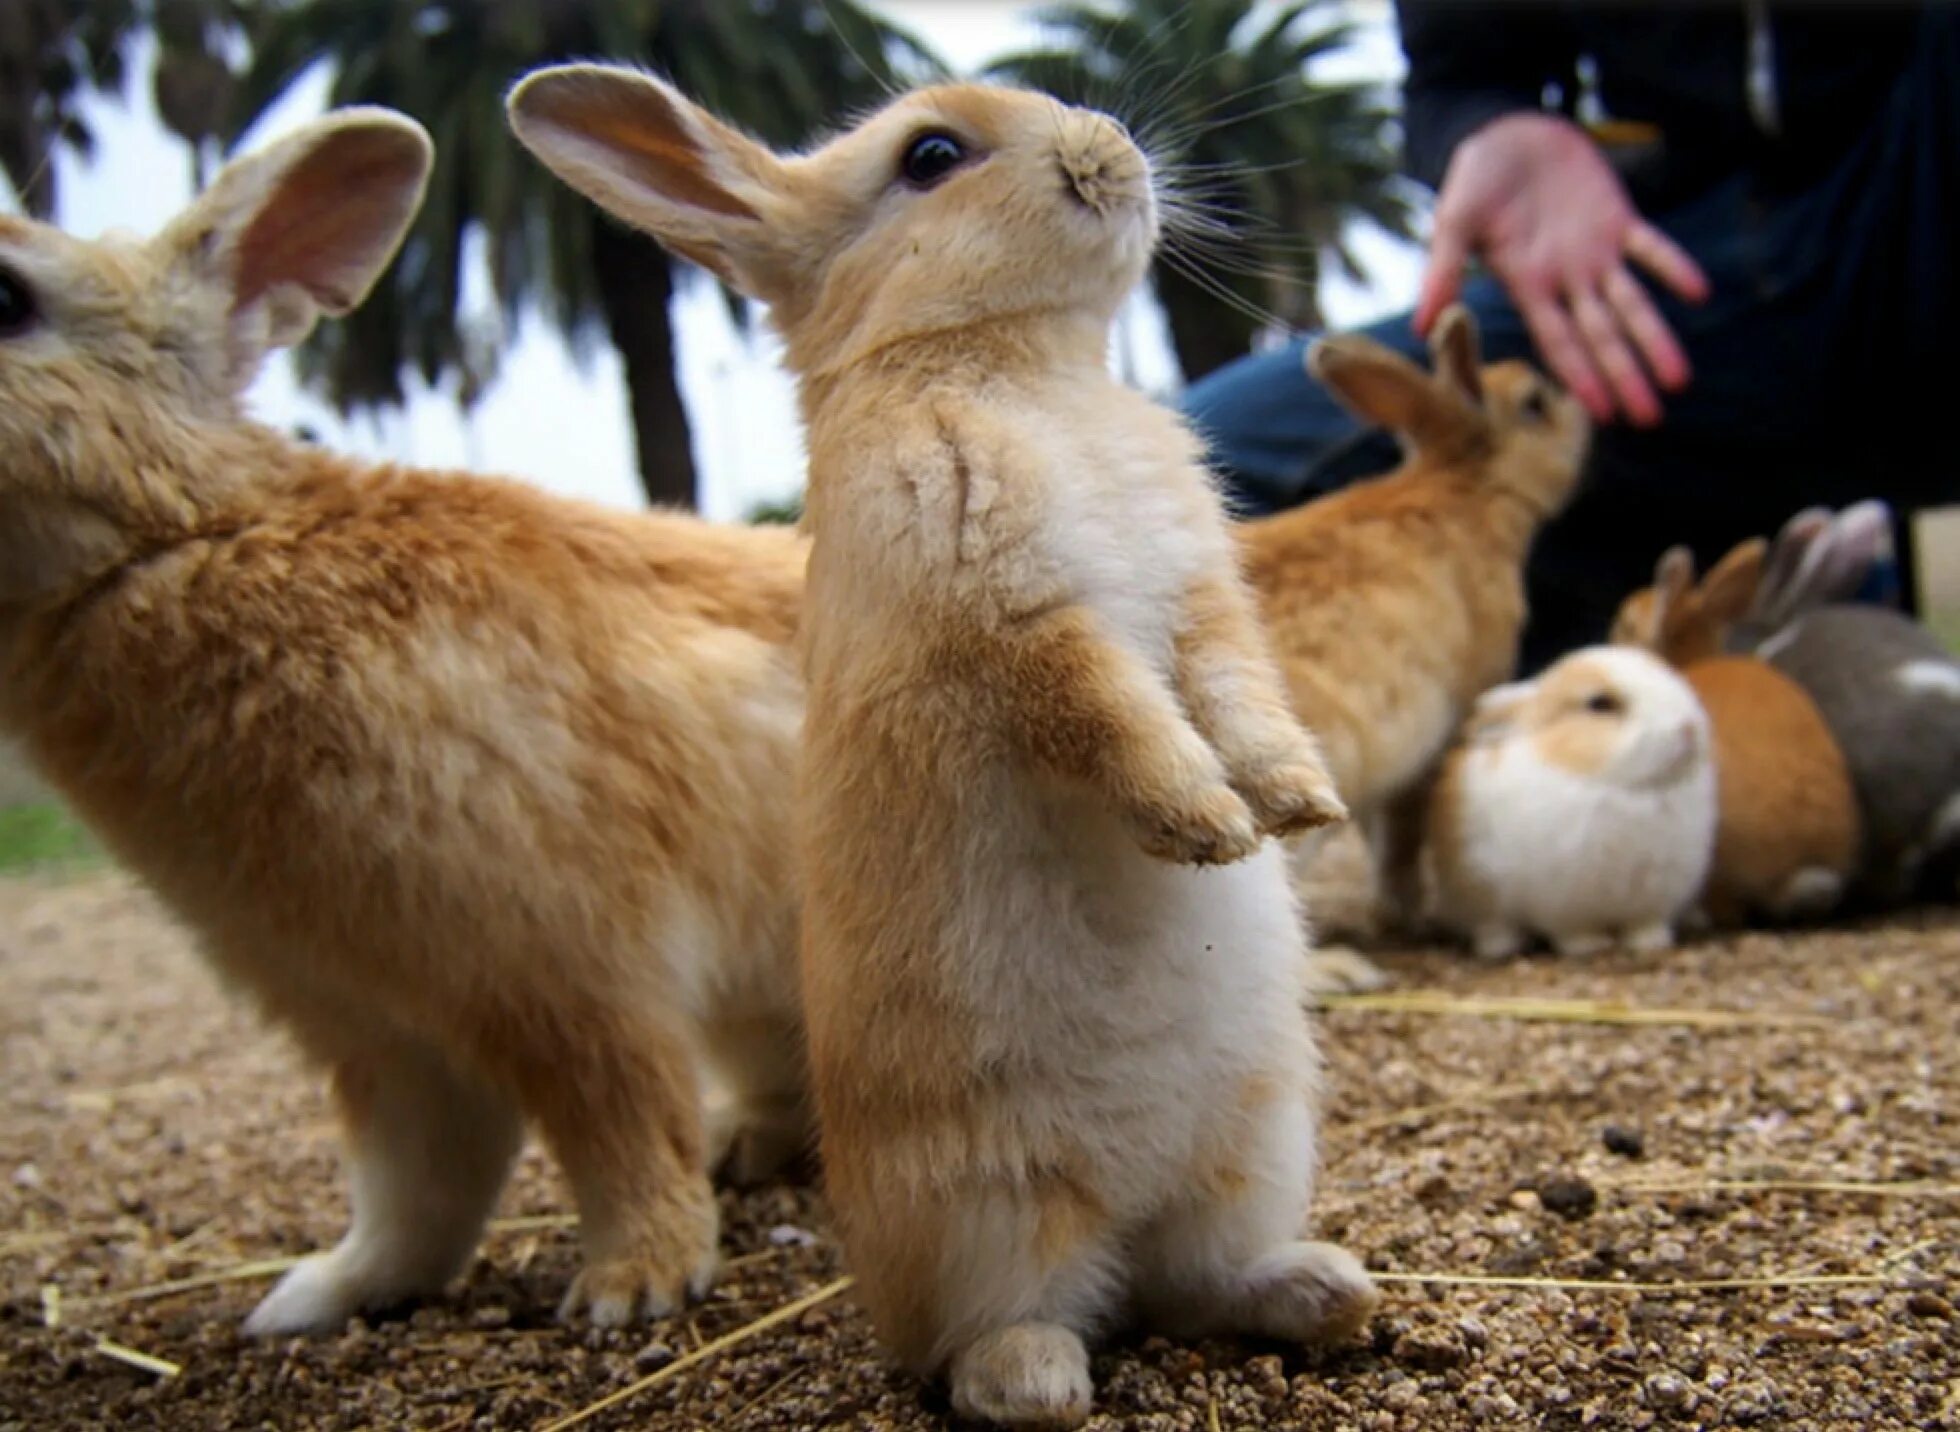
[224,1,936,509]
[0,1,135,216]
[991,0,1416,383]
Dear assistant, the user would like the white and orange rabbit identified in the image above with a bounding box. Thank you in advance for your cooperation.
[0,111,813,1333]
[511,70,1377,1427]
[1426,646,1718,957]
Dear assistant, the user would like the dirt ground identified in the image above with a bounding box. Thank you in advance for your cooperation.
[1,865,1954,1431]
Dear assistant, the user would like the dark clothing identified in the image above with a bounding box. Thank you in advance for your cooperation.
[1399,2,1923,204]
[1182,3,1957,672]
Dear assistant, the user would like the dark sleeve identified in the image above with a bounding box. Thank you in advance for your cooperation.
[1393,1,1577,188]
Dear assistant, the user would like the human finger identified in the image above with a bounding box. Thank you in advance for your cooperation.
[1569,284,1661,425]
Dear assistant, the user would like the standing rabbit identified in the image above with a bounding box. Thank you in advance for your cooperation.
[511,70,1376,1428]
[1426,646,1717,957]
[1240,310,1590,935]
[0,111,812,1334]
[1733,503,1960,904]
[1612,542,1858,925]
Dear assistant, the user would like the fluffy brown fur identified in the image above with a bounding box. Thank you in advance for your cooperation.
[511,70,1372,1430]
[1612,542,1859,924]
[1239,308,1591,925]
[0,110,810,1334]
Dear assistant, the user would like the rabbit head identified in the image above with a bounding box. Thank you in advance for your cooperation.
[0,110,430,609]
[1612,539,1767,667]
[1489,645,1708,792]
[506,68,1157,385]
[1306,306,1591,517]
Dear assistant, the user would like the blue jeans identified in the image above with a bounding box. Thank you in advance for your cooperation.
[1184,7,1957,672]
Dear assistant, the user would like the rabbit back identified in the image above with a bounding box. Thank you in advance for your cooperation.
[1685,657,1859,923]
[2,459,809,1059]
[1759,604,1960,902]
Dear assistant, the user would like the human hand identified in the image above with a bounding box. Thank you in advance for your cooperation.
[1414,112,1710,426]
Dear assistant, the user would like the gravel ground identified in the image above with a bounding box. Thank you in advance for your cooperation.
[1,866,1955,1431]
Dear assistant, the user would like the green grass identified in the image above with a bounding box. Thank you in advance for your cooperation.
[0,802,101,873]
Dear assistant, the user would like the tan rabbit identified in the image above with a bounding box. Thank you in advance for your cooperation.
[1612,542,1859,925]
[0,111,813,1333]
[511,70,1375,1428]
[1240,310,1590,932]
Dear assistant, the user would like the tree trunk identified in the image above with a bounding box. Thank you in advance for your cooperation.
[1153,259,1260,385]
[590,218,698,509]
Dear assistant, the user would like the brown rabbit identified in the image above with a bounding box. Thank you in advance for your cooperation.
[1612,542,1859,925]
[510,69,1373,1429]
[0,111,811,1333]
[1241,308,1590,930]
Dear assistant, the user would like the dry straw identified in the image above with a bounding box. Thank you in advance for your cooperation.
[1372,1270,1901,1294]
[537,1276,855,1432]
[1316,990,1836,1028]
[92,1337,181,1379]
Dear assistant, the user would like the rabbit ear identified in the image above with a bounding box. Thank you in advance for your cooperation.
[1753,507,1831,628]
[1643,545,1696,640]
[1698,537,1768,627]
[507,65,799,302]
[153,108,432,391]
[1427,304,1484,406]
[1654,545,1696,609]
[1467,679,1532,741]
[1805,500,1893,605]
[1306,334,1485,453]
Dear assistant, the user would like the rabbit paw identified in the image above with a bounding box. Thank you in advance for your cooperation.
[559,1239,718,1327]
[1234,758,1348,839]
[1625,922,1676,953]
[950,1323,1094,1430]
[1239,1240,1380,1346]
[1301,945,1392,995]
[1129,783,1260,866]
[1472,924,1524,960]
[244,1250,429,1337]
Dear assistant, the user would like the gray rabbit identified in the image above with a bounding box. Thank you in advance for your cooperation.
[1734,503,1960,905]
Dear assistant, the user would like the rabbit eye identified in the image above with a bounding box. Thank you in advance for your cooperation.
[0,266,35,337]
[900,131,967,190]
[1519,385,1551,422]
[1586,692,1622,715]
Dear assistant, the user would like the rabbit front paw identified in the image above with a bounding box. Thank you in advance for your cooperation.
[560,1176,720,1326]
[559,1238,718,1327]
[1233,758,1347,839]
[1128,782,1261,866]
[244,1248,434,1337]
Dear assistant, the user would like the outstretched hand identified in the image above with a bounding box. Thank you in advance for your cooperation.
[1414,112,1710,427]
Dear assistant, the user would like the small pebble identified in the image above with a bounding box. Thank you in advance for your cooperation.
[1536,1175,1599,1220]
[1904,1291,1951,1319]
[1643,1370,1697,1415]
[1244,1353,1286,1400]
[1724,1378,1782,1423]
[1602,1125,1645,1158]
[633,1341,676,1373]
[1394,1323,1470,1371]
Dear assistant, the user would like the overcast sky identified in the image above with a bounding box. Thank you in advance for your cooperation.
[36,1,1423,520]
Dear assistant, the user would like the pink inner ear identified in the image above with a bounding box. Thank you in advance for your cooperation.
[581,109,761,221]
[527,80,761,222]
[234,129,426,311]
